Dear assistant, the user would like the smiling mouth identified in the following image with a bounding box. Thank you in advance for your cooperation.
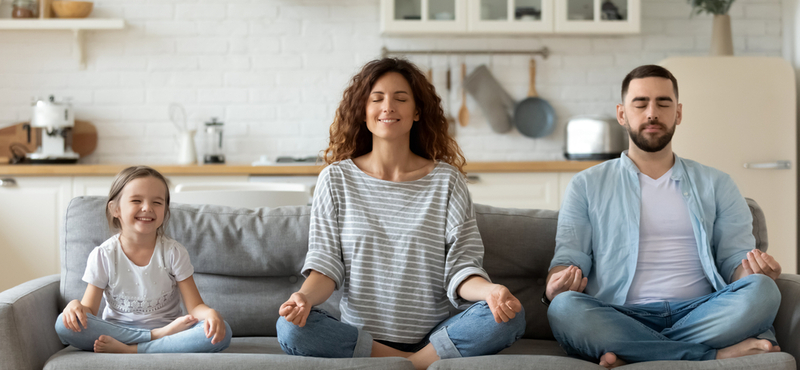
[379,119,399,123]
[136,217,154,222]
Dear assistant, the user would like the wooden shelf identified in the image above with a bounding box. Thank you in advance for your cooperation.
[0,19,125,69]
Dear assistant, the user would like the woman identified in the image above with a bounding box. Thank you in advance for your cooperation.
[276,58,525,369]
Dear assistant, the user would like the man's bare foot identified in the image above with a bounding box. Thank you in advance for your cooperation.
[599,352,627,369]
[150,315,198,340]
[94,335,137,353]
[716,338,774,360]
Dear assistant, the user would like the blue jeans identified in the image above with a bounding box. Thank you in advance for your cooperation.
[548,274,780,363]
[55,313,232,353]
[276,301,525,359]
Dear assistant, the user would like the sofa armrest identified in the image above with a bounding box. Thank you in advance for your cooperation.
[0,274,64,370]
[775,274,800,365]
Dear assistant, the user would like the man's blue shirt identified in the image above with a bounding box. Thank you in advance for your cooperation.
[549,152,753,305]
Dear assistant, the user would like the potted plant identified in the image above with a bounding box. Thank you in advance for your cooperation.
[688,0,736,55]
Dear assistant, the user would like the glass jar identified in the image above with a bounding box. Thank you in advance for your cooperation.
[12,0,37,18]
[203,117,225,164]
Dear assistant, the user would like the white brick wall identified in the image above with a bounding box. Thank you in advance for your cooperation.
[0,0,786,164]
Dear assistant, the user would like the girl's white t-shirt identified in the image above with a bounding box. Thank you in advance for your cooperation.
[82,234,194,329]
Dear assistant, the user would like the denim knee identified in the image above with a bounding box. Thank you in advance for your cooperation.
[547,292,597,338]
[212,321,232,352]
[54,312,94,351]
[739,274,781,320]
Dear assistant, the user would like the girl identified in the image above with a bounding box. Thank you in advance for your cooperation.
[276,58,525,370]
[55,165,231,353]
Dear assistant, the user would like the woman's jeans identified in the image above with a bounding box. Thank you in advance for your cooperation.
[55,313,232,353]
[547,274,781,363]
[276,301,525,359]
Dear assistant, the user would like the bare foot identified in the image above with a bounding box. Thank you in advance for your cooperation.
[94,335,136,353]
[599,352,627,369]
[716,338,773,360]
[151,315,198,340]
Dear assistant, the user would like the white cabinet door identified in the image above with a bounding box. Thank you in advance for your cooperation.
[554,0,639,34]
[467,172,561,210]
[0,176,71,292]
[468,0,553,33]
[381,0,468,34]
[72,176,115,198]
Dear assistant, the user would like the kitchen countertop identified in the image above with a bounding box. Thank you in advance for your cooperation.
[0,161,604,176]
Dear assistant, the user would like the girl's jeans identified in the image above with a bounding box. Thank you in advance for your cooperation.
[547,274,781,363]
[55,313,232,353]
[276,301,525,358]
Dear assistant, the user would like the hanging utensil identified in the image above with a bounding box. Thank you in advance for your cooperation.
[169,103,188,133]
[445,66,457,136]
[513,59,555,138]
[458,63,469,127]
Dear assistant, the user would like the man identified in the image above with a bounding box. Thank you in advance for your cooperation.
[545,65,782,368]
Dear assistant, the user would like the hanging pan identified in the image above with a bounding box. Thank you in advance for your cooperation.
[513,58,556,138]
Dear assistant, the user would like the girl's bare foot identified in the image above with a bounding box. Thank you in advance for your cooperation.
[94,335,136,353]
[717,338,774,359]
[599,352,627,369]
[151,315,198,340]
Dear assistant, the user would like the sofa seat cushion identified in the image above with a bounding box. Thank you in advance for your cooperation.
[43,338,415,370]
[429,352,795,370]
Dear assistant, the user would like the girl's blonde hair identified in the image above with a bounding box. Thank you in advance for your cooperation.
[106,166,171,235]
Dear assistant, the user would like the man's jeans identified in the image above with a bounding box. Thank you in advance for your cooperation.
[55,313,232,353]
[548,274,780,363]
[276,301,525,359]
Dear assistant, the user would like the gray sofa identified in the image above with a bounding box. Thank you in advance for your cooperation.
[1,196,798,370]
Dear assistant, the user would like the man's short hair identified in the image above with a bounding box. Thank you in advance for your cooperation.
[621,65,679,102]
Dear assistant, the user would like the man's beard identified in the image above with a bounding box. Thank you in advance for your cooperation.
[624,117,676,153]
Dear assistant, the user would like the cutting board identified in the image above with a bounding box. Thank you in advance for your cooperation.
[0,120,98,163]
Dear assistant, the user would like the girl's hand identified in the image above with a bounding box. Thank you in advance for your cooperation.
[279,292,311,327]
[62,299,92,332]
[203,310,226,345]
[485,284,523,323]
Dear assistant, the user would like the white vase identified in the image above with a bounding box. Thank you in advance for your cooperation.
[176,129,197,165]
[710,14,734,56]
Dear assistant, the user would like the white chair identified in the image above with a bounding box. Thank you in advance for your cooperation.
[171,182,310,209]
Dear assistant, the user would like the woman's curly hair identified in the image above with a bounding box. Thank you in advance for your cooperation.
[323,58,466,175]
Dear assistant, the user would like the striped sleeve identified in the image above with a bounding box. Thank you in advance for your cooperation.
[301,167,346,289]
[444,172,490,309]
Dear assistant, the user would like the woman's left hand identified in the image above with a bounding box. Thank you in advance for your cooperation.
[485,284,522,323]
[204,310,226,344]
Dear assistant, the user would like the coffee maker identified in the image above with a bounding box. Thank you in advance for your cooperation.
[25,95,79,163]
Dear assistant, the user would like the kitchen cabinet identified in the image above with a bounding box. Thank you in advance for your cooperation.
[381,0,468,34]
[381,0,639,35]
[0,176,71,292]
[467,172,577,210]
[554,0,640,34]
[467,0,553,33]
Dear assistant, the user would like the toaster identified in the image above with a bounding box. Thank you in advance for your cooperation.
[565,115,628,160]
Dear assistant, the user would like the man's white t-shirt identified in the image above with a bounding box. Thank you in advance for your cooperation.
[82,234,194,329]
[625,168,714,305]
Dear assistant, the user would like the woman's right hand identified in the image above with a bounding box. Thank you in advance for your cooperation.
[279,292,311,327]
[62,299,92,332]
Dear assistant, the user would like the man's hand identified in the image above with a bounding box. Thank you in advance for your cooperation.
[485,284,523,323]
[545,265,587,301]
[279,292,312,327]
[742,249,782,281]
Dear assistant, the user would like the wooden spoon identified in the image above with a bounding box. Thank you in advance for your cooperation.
[458,63,469,127]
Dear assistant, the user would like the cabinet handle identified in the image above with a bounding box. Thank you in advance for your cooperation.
[743,161,791,170]
[466,175,481,183]
[0,178,17,187]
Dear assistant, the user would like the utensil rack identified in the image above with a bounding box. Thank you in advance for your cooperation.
[381,46,550,59]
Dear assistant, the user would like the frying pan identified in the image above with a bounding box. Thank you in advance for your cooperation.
[513,59,555,138]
